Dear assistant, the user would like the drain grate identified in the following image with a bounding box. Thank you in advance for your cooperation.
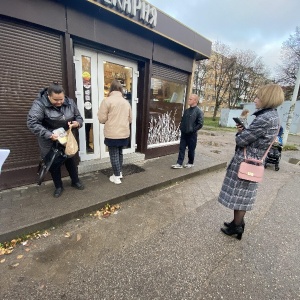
[101,164,145,177]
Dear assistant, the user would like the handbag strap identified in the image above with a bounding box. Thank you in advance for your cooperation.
[243,125,281,162]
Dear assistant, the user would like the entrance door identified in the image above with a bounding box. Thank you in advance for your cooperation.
[74,47,138,161]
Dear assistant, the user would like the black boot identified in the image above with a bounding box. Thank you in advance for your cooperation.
[224,219,245,230]
[221,224,244,240]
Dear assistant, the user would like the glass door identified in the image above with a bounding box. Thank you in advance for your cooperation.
[74,48,100,161]
[74,47,138,161]
[97,53,138,158]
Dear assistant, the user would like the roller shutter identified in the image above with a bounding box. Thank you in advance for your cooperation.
[0,18,63,172]
[152,63,189,84]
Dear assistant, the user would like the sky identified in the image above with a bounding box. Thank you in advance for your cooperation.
[147,0,299,77]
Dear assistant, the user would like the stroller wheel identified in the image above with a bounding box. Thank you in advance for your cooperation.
[275,165,279,171]
[264,164,267,169]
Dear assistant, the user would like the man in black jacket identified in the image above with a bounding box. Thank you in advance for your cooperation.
[172,94,204,169]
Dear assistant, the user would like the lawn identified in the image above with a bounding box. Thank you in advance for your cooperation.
[203,117,236,132]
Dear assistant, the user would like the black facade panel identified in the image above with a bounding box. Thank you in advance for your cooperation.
[0,18,63,189]
[153,41,193,73]
[67,8,153,60]
[0,0,66,32]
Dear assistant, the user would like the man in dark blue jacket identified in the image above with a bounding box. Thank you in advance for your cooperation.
[172,94,204,169]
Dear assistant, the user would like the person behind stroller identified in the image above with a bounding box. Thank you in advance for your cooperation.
[276,126,284,145]
[265,126,283,171]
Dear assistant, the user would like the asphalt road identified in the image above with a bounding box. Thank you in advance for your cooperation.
[0,130,299,300]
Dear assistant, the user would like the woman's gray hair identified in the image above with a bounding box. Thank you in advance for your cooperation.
[109,79,123,95]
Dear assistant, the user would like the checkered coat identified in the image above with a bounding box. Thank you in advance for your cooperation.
[218,108,280,211]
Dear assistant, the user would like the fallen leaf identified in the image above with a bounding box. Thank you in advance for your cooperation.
[11,263,19,268]
[102,212,111,218]
[43,231,50,237]
[25,248,30,252]
[10,239,17,247]
[76,233,82,242]
[0,259,5,263]
[17,255,24,259]
[64,232,71,238]
[21,241,28,246]
[4,249,13,255]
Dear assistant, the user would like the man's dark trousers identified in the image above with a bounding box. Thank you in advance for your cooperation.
[177,132,197,165]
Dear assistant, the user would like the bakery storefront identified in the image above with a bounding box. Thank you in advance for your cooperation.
[0,0,211,190]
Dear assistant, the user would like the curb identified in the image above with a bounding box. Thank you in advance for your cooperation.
[0,161,226,243]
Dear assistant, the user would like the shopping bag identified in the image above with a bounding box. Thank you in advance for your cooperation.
[65,129,78,157]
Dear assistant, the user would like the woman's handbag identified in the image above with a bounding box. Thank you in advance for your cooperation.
[65,129,78,157]
[238,157,265,182]
[238,128,280,183]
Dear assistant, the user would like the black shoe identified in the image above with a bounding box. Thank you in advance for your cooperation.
[54,187,64,198]
[221,225,244,240]
[224,220,245,230]
[71,181,85,190]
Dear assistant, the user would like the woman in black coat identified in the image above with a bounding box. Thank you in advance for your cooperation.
[27,82,84,198]
[218,84,284,239]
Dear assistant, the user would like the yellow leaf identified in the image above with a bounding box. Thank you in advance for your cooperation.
[64,232,71,238]
[11,263,19,267]
[10,239,17,246]
[43,231,50,237]
[0,259,5,263]
[17,255,24,259]
[76,233,82,242]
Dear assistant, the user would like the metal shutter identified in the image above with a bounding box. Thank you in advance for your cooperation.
[152,63,189,84]
[0,18,63,170]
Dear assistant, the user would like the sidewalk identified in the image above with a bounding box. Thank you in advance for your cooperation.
[0,139,227,243]
[1,128,299,244]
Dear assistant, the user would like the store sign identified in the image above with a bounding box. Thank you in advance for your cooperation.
[93,0,157,27]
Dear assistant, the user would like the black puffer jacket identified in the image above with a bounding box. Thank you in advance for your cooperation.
[27,88,83,158]
[180,106,204,134]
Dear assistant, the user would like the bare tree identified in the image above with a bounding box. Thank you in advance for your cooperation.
[227,50,269,108]
[209,41,237,119]
[276,26,300,99]
[199,41,270,119]
[193,59,209,99]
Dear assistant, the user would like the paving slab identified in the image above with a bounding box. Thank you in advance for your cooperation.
[0,146,227,243]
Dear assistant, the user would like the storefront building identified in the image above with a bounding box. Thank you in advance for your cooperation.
[0,0,211,189]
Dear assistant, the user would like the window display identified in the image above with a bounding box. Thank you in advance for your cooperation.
[148,78,186,148]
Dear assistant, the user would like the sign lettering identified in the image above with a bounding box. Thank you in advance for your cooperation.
[94,0,157,27]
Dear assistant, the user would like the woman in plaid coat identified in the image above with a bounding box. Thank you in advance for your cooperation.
[218,84,284,240]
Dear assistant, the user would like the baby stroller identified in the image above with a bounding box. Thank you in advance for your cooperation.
[264,126,283,171]
[264,143,282,171]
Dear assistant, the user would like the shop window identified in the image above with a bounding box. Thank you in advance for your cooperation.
[148,77,186,148]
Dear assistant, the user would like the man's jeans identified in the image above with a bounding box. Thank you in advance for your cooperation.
[177,132,197,165]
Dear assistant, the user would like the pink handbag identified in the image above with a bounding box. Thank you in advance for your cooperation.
[238,158,265,182]
[238,128,279,183]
